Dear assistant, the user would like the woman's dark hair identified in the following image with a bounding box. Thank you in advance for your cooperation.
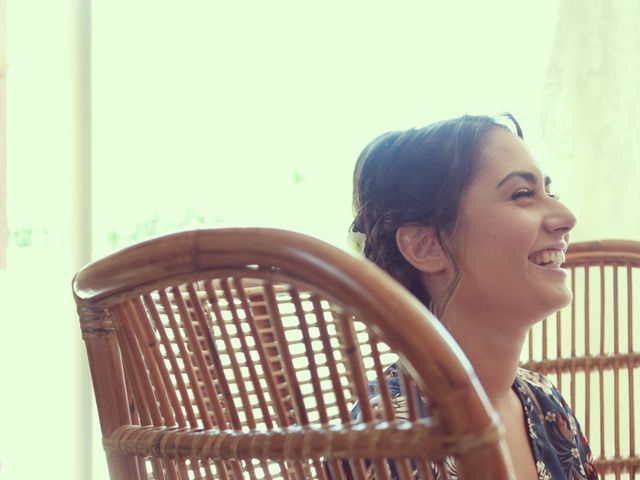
[351,113,523,315]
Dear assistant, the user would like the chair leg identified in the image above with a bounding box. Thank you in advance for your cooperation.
[79,307,139,480]
[105,452,141,480]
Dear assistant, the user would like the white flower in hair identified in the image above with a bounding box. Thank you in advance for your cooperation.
[347,231,366,255]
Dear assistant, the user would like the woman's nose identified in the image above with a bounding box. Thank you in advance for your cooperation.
[544,198,577,234]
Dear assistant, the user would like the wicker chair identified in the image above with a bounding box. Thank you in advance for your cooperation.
[522,240,640,479]
[73,228,514,480]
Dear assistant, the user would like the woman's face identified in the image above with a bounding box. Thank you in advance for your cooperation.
[447,127,576,327]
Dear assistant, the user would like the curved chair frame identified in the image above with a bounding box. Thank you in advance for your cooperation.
[74,228,513,480]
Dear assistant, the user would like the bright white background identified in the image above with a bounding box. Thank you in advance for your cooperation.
[90,1,557,256]
[1,1,638,479]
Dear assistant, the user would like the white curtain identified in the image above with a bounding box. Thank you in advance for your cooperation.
[539,0,640,242]
[0,0,92,478]
[1,0,7,269]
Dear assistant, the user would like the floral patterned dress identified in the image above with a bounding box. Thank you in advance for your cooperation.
[348,365,599,480]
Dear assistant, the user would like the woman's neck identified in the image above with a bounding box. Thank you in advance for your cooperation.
[443,307,531,411]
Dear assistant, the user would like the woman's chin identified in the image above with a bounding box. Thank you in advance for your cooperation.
[537,286,573,319]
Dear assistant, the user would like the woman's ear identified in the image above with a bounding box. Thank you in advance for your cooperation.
[396,225,449,273]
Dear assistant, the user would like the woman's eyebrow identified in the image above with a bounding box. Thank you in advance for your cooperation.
[496,171,537,188]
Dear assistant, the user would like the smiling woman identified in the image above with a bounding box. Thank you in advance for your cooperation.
[350,114,597,479]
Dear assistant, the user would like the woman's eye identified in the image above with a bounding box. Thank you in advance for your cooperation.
[546,191,560,200]
[511,188,535,200]
[511,188,560,201]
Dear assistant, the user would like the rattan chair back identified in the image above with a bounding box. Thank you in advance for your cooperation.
[73,228,513,480]
[522,239,640,479]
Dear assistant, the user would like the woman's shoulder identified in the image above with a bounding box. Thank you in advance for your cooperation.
[515,367,579,419]
[515,367,580,435]
[515,369,600,479]
[516,367,556,390]
[516,367,563,401]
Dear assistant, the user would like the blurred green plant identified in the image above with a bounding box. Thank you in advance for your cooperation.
[292,169,305,184]
[106,208,221,250]
[11,223,33,247]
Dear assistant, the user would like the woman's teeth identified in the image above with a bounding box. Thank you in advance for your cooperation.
[530,250,565,266]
